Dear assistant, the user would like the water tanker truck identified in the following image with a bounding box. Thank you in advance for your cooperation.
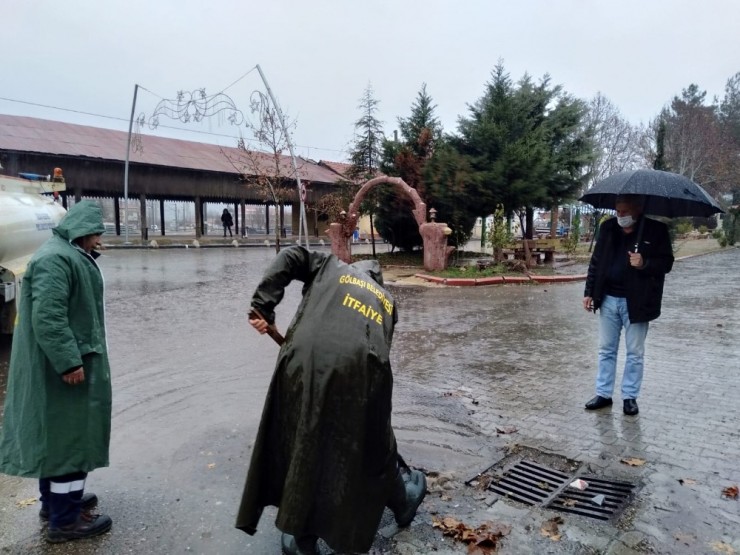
[0,168,67,334]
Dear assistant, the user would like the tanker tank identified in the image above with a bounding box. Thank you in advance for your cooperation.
[0,170,67,333]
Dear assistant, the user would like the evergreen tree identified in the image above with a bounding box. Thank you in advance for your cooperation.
[376,84,442,251]
[423,142,479,247]
[653,118,668,170]
[454,64,553,236]
[347,83,384,256]
[539,93,595,237]
[437,62,594,243]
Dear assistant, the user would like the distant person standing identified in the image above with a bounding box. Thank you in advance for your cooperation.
[222,208,234,238]
[0,200,113,543]
[583,195,674,416]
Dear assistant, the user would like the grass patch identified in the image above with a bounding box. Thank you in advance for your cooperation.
[352,250,425,266]
[352,249,564,278]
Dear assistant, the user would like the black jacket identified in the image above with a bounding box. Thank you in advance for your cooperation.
[585,216,674,323]
[236,247,399,553]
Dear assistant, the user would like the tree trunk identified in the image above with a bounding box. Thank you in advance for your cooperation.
[521,238,533,269]
[550,203,559,238]
[274,205,281,253]
[525,207,534,240]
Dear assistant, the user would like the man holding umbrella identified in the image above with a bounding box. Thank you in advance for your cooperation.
[582,194,674,416]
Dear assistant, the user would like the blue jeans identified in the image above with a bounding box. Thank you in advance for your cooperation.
[596,295,649,400]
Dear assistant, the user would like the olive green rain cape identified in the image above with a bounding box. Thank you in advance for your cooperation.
[0,200,111,478]
[236,246,399,553]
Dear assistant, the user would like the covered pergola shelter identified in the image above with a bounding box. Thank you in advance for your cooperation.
[0,115,344,240]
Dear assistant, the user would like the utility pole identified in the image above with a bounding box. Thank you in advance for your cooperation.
[123,84,139,244]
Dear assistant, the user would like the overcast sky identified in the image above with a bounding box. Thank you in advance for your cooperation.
[3,0,738,162]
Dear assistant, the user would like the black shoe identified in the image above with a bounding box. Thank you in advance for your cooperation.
[46,513,112,543]
[623,399,639,416]
[40,492,98,521]
[388,468,427,527]
[585,396,613,410]
[281,533,319,555]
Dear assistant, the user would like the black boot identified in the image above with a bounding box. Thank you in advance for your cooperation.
[387,467,427,527]
[46,489,112,543]
[40,491,98,521]
[281,533,319,555]
[47,512,112,543]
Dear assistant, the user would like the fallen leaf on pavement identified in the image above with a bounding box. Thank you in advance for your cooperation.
[15,497,37,508]
[678,478,698,486]
[710,540,736,554]
[562,499,578,507]
[469,474,494,491]
[432,515,510,552]
[721,485,738,500]
[427,471,459,493]
[540,516,564,541]
[495,426,518,434]
[537,481,550,491]
[620,457,647,467]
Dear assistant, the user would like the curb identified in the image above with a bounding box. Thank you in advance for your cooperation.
[414,273,587,286]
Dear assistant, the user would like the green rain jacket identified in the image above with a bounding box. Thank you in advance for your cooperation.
[236,246,399,553]
[0,200,111,478]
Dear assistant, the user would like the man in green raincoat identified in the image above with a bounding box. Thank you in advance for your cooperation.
[0,200,113,543]
[236,246,426,555]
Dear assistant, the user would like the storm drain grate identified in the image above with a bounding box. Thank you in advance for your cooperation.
[488,460,571,505]
[485,459,636,521]
[546,476,635,521]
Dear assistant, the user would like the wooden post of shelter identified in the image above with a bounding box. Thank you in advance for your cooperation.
[194,196,202,239]
[113,197,121,236]
[139,193,147,241]
[159,199,165,236]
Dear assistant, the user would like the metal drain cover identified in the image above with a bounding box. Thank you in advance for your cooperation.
[485,459,636,521]
[488,460,570,505]
[547,476,635,521]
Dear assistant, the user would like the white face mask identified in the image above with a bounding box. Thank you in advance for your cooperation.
[617,215,636,228]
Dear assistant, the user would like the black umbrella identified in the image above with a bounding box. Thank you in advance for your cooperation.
[579,169,723,218]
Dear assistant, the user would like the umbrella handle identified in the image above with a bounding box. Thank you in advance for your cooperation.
[633,214,646,253]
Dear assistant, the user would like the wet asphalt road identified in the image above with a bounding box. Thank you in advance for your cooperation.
[0,246,738,554]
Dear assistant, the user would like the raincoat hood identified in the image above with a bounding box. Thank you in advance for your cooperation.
[350,259,384,286]
[53,200,105,242]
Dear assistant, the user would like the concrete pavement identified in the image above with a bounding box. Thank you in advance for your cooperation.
[389,246,739,555]
[0,246,737,554]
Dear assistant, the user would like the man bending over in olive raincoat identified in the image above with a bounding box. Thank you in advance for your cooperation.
[0,200,113,543]
[236,246,426,555]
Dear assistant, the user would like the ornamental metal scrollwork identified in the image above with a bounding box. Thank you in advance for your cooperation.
[148,89,245,129]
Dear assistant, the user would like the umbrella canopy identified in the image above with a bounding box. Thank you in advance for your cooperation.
[580,169,724,218]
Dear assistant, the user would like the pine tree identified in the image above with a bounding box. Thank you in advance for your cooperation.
[347,83,384,256]
[376,84,442,251]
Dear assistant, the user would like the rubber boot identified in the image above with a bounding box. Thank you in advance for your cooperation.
[387,467,427,527]
[281,533,319,555]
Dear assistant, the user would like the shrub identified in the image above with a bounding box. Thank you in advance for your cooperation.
[675,220,693,235]
[485,204,514,262]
